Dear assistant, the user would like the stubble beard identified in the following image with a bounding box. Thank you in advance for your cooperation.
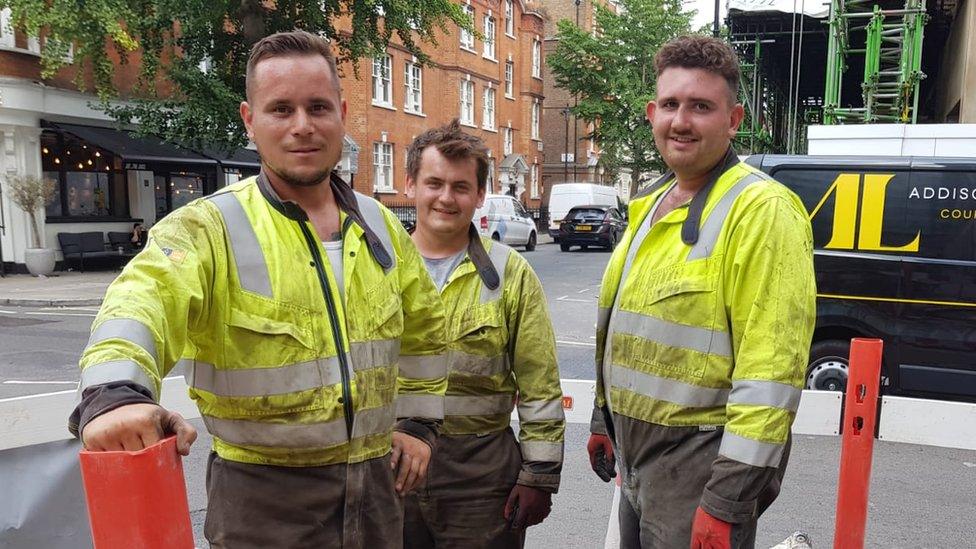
[266,162,333,188]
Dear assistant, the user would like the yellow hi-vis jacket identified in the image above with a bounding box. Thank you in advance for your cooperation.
[438,230,565,491]
[78,174,447,467]
[592,154,816,472]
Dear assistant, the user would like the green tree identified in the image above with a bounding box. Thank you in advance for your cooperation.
[547,0,693,187]
[0,0,468,149]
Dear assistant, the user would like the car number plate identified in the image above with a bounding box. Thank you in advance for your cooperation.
[575,225,592,231]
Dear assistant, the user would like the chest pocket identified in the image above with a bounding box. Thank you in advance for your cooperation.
[224,299,316,367]
[455,304,506,356]
[622,267,723,382]
[363,277,403,339]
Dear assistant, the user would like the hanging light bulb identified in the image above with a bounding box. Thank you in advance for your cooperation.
[42,147,49,154]
[94,151,101,157]
[78,162,84,169]
[87,159,93,166]
[54,158,61,164]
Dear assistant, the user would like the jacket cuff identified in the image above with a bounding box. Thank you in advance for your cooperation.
[517,470,561,493]
[700,486,757,524]
[590,406,608,435]
[394,418,439,449]
[68,381,156,438]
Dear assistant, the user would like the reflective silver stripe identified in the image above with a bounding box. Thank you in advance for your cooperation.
[620,183,672,284]
[186,358,341,397]
[79,360,157,399]
[686,173,765,260]
[480,241,511,304]
[610,364,729,408]
[204,404,394,449]
[520,440,564,463]
[517,399,565,422]
[597,307,611,334]
[350,339,400,372]
[448,351,507,377]
[613,309,732,357]
[184,340,399,397]
[445,393,514,416]
[729,380,802,412]
[399,353,448,380]
[354,192,396,271]
[88,318,158,362]
[396,394,444,419]
[718,431,785,467]
[208,192,273,297]
[352,404,396,438]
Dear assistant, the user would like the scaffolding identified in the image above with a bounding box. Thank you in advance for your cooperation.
[823,0,928,124]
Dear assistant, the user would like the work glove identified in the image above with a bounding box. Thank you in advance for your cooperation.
[504,485,552,529]
[586,433,616,482]
[690,506,732,549]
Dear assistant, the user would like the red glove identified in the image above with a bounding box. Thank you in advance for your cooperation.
[690,507,732,549]
[504,485,552,529]
[586,433,616,482]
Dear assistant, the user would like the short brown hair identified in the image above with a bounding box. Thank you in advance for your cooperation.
[407,119,490,191]
[245,30,341,100]
[654,35,740,103]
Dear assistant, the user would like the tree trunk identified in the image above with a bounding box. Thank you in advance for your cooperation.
[238,0,266,47]
[27,210,42,249]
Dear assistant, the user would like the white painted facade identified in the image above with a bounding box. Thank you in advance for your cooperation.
[807,124,976,158]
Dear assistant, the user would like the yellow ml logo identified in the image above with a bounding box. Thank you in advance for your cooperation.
[809,173,920,252]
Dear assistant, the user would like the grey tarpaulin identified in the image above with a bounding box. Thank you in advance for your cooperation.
[0,439,93,548]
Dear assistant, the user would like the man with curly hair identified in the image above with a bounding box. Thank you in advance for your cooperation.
[586,35,816,548]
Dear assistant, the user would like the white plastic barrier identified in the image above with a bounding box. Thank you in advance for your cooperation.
[879,395,976,451]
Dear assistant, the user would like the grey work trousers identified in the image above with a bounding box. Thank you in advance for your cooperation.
[204,452,402,549]
[403,428,525,549]
[613,415,787,549]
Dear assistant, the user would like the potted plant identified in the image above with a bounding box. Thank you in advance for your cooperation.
[6,174,57,276]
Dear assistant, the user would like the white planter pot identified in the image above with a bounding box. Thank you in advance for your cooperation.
[24,247,56,276]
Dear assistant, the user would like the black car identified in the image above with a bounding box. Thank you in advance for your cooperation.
[558,205,627,251]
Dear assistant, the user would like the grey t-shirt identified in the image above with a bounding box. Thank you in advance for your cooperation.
[422,249,467,291]
[323,239,344,300]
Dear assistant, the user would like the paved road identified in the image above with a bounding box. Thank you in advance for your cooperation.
[4,242,975,547]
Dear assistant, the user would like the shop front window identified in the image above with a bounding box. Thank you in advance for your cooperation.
[41,130,128,219]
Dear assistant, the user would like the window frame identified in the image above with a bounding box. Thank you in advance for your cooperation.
[460,5,476,51]
[404,61,424,114]
[505,0,515,37]
[372,54,393,108]
[483,14,496,60]
[532,39,542,79]
[482,87,496,130]
[372,142,395,193]
[504,61,515,99]
[460,80,476,126]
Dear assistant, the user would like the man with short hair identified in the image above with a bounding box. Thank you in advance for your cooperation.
[402,120,565,548]
[70,30,447,548]
[585,36,816,548]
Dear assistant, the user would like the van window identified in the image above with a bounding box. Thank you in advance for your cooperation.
[513,200,529,218]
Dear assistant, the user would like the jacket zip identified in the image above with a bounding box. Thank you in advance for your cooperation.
[298,221,355,439]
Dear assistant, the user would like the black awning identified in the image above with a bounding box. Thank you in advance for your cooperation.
[200,146,262,170]
[45,122,219,165]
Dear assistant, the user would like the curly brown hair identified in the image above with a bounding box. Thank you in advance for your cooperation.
[407,119,490,192]
[654,35,740,104]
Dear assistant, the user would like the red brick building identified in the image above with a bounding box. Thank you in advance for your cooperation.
[339,0,548,208]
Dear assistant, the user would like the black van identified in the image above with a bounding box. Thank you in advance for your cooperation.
[747,155,976,403]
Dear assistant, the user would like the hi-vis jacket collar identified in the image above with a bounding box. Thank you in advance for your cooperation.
[638,147,740,246]
[407,222,501,291]
[256,170,394,270]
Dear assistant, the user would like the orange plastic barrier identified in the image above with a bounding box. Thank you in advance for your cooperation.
[833,338,883,549]
[79,436,194,549]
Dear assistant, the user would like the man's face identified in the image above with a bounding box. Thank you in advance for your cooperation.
[646,67,744,180]
[406,147,485,239]
[241,54,347,187]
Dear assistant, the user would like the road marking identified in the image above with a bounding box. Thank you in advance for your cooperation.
[3,380,77,385]
[556,296,591,303]
[557,340,597,348]
[22,311,96,317]
[577,288,591,294]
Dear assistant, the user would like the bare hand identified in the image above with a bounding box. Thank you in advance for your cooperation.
[390,431,432,496]
[81,403,197,456]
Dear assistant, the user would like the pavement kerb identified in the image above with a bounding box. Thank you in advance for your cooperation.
[1,297,104,307]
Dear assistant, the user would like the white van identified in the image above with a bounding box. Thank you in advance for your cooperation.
[473,194,538,251]
[547,183,621,240]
